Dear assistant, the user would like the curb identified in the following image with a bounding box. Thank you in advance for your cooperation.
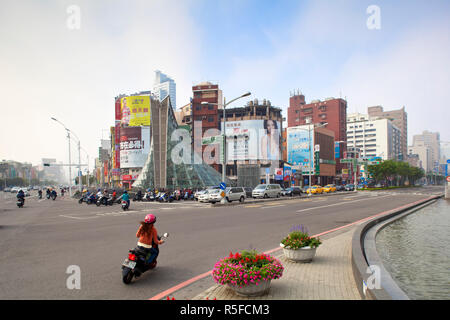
[351,194,443,300]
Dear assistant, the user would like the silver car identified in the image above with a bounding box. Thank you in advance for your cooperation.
[252,184,282,198]
[225,187,246,203]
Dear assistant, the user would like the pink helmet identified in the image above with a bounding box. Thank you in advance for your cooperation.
[144,214,156,224]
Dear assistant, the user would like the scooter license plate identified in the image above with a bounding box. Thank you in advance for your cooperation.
[122,259,136,269]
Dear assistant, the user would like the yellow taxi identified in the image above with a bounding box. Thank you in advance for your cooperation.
[323,184,336,193]
[306,185,323,194]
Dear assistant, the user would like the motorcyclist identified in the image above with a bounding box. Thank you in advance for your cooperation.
[38,189,43,199]
[51,189,57,199]
[135,214,164,265]
[136,189,143,201]
[112,189,117,201]
[46,188,51,198]
[17,189,25,204]
[119,190,130,208]
[61,188,65,197]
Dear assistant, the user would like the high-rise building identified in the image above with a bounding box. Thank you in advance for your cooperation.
[347,113,401,160]
[153,70,176,110]
[412,130,440,173]
[287,92,347,177]
[408,143,431,173]
[367,106,407,161]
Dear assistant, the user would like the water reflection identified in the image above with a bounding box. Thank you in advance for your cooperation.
[376,199,450,300]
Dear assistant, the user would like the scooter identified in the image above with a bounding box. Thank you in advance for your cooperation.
[51,193,57,201]
[17,197,24,208]
[121,233,169,284]
[121,200,129,211]
[87,194,97,205]
[96,194,113,206]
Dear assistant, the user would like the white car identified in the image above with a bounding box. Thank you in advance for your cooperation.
[198,190,212,203]
[10,187,20,193]
[208,189,224,203]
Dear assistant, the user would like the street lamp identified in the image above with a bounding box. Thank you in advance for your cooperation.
[51,117,82,196]
[201,91,251,183]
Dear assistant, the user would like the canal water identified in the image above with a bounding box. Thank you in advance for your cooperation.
[376,199,450,300]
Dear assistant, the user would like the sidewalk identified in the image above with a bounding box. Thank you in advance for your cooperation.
[191,227,362,300]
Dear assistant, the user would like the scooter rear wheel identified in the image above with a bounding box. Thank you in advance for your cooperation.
[122,270,134,284]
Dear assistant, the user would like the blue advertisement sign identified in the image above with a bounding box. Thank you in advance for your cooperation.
[334,141,340,159]
[287,126,313,174]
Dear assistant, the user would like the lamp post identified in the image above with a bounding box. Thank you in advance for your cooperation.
[51,117,82,196]
[201,91,251,182]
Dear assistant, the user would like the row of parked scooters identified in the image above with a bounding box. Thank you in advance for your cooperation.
[133,190,195,203]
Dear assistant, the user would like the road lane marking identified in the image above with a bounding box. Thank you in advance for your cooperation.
[245,205,261,208]
[261,205,285,209]
[59,215,99,220]
[296,195,392,213]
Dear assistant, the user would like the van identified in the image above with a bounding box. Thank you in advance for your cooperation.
[252,184,282,199]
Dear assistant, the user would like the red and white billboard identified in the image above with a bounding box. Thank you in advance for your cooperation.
[119,126,150,168]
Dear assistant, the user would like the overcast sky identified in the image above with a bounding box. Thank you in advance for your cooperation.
[1,0,449,171]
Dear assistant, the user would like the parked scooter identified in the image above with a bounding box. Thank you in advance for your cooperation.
[121,233,169,284]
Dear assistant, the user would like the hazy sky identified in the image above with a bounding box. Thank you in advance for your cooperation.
[1,0,449,170]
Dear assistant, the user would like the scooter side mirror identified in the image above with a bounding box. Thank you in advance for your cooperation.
[163,232,169,238]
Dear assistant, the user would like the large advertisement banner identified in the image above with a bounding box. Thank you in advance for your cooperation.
[222,120,281,161]
[120,96,151,127]
[287,126,315,174]
[119,126,150,168]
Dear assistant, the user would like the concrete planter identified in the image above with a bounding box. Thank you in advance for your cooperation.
[281,244,317,262]
[228,279,271,297]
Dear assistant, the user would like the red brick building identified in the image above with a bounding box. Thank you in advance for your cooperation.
[191,82,223,172]
[287,92,347,178]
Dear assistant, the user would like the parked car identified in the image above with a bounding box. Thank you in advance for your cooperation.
[345,184,355,191]
[323,184,336,193]
[336,185,345,191]
[198,190,212,203]
[252,184,282,198]
[284,187,302,196]
[208,189,224,204]
[224,187,246,203]
[3,187,11,192]
[10,187,20,193]
[194,189,206,201]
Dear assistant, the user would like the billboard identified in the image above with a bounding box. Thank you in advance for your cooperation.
[119,126,150,168]
[120,95,151,127]
[222,120,281,161]
[287,125,315,174]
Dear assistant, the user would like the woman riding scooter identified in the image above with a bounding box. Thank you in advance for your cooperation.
[135,214,165,266]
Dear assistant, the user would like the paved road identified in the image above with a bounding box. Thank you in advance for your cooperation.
[0,186,444,299]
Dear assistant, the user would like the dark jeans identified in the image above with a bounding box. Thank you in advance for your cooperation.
[137,246,159,264]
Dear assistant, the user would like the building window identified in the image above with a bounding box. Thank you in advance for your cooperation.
[208,117,214,122]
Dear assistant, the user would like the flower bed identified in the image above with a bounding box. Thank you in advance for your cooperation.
[212,250,284,289]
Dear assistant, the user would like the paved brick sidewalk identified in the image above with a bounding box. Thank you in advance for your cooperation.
[191,227,361,300]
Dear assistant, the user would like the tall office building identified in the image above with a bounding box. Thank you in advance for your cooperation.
[153,70,176,110]
[367,106,407,160]
[412,130,440,172]
[347,113,401,161]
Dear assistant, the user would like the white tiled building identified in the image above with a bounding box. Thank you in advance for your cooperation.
[346,113,401,160]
